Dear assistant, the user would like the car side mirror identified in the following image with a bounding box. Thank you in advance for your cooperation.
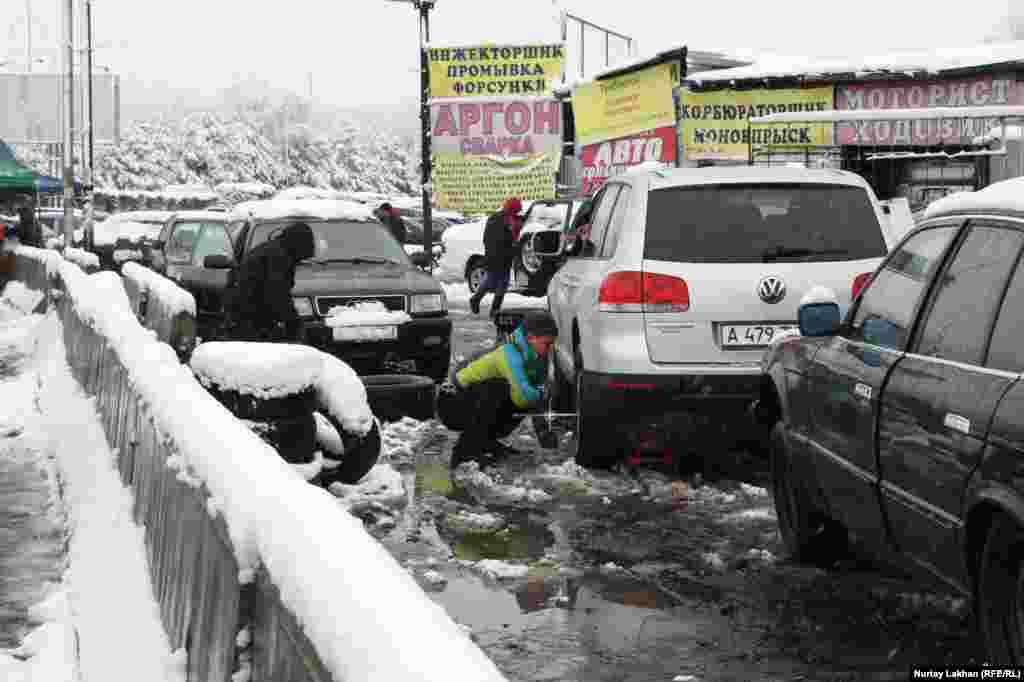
[531,230,563,257]
[798,302,841,337]
[409,251,431,267]
[203,254,233,269]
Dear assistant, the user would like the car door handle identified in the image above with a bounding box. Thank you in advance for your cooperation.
[853,383,872,401]
[943,413,971,434]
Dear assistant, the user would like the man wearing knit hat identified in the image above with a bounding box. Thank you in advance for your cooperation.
[469,197,523,318]
[438,310,559,469]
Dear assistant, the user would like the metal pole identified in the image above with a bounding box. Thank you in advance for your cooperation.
[25,0,32,73]
[580,22,584,78]
[560,12,567,84]
[605,32,609,68]
[62,0,76,247]
[85,0,95,249]
[419,1,433,270]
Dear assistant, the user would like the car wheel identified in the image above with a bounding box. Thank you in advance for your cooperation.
[979,512,1024,664]
[361,374,436,422]
[569,347,619,470]
[250,412,317,464]
[466,258,486,293]
[318,418,382,486]
[769,422,848,566]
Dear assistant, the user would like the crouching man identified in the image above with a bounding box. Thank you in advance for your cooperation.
[439,311,558,469]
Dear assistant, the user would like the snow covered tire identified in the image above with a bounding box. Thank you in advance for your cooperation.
[319,419,382,486]
[362,374,436,422]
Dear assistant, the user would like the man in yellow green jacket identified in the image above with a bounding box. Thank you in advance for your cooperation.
[442,311,558,469]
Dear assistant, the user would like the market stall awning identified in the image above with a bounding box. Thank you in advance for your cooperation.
[0,140,37,192]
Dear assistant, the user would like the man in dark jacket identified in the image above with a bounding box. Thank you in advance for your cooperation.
[469,197,522,318]
[227,221,316,341]
[376,203,407,244]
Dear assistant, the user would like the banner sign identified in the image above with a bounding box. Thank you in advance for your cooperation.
[836,75,1024,145]
[579,125,677,195]
[679,86,834,161]
[427,44,565,98]
[573,62,678,147]
[430,98,563,214]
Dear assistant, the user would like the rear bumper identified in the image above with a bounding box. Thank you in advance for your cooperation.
[579,369,762,443]
[304,315,452,371]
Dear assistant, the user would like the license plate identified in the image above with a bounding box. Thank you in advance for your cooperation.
[720,324,796,348]
[332,325,398,342]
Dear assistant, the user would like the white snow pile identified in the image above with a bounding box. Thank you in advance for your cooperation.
[446,510,507,533]
[722,507,777,523]
[62,247,100,271]
[0,280,44,314]
[701,552,726,571]
[380,417,433,463]
[315,353,375,436]
[0,591,80,682]
[93,219,163,247]
[49,261,504,681]
[230,199,374,223]
[925,175,1024,219]
[452,462,553,506]
[121,262,197,318]
[473,559,530,581]
[740,483,769,497]
[325,301,412,327]
[746,548,777,564]
[329,461,407,511]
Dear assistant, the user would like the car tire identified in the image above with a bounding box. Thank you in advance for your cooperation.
[466,258,486,293]
[361,374,436,422]
[318,418,382,486]
[769,421,848,566]
[978,511,1024,664]
[570,346,619,470]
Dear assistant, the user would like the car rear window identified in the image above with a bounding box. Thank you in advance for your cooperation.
[644,183,887,263]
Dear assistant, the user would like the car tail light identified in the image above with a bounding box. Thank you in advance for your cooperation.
[598,271,689,313]
[852,272,872,301]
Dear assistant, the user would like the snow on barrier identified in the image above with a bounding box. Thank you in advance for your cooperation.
[120,262,197,356]
[7,252,507,682]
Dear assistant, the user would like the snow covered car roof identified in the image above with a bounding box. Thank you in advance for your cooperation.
[106,210,173,224]
[229,199,376,223]
[923,176,1024,220]
[168,210,231,222]
[93,219,166,246]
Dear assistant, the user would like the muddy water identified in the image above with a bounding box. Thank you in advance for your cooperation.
[335,302,978,681]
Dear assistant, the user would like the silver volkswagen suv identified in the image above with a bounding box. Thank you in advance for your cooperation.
[547,166,896,468]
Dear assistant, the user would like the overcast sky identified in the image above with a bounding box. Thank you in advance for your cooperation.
[0,0,1018,114]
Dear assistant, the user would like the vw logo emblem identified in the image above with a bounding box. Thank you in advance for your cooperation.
[757,276,786,304]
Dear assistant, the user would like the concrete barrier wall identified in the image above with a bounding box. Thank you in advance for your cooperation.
[11,247,331,682]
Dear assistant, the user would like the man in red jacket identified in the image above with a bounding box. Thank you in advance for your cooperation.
[469,197,523,318]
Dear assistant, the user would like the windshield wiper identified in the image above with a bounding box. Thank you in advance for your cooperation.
[762,247,849,261]
[311,256,401,265]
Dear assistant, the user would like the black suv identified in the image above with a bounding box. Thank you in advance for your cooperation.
[151,200,453,381]
[758,176,1024,664]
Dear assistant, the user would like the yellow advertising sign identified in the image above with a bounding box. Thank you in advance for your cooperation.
[573,62,679,146]
[432,153,560,214]
[428,44,565,99]
[679,86,834,161]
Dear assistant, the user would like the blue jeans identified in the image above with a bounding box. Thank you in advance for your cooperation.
[470,269,509,315]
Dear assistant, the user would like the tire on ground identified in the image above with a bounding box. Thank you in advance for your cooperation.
[362,374,436,422]
[978,511,1024,664]
[570,347,620,470]
[465,258,486,293]
[317,417,383,486]
[769,421,848,566]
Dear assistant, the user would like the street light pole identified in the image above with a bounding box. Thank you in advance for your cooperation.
[62,0,76,247]
[84,0,95,249]
[417,0,433,269]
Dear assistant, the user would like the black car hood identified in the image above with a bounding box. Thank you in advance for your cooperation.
[292,261,442,297]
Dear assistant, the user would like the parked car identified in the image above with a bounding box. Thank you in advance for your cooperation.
[91,210,173,269]
[438,198,581,296]
[757,175,1024,664]
[545,166,898,468]
[151,199,454,382]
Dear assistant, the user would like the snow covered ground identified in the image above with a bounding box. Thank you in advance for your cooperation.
[0,283,183,682]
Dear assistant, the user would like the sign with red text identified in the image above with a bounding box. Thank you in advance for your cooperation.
[836,75,1024,145]
[430,97,563,214]
[579,126,677,195]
